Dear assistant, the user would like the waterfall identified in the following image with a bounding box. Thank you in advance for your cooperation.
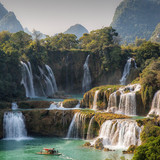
[45,65,58,93]
[82,55,92,93]
[12,102,18,110]
[75,102,80,108]
[21,61,35,98]
[92,90,99,110]
[21,61,58,98]
[107,84,141,115]
[120,58,137,85]
[66,112,86,139]
[38,65,58,97]
[3,112,27,140]
[148,90,160,116]
[87,116,95,140]
[94,119,141,149]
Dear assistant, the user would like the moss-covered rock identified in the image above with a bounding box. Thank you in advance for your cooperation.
[94,138,104,150]
[83,142,91,147]
[81,85,121,110]
[17,101,52,109]
[22,109,75,137]
[62,99,79,108]
[123,145,137,154]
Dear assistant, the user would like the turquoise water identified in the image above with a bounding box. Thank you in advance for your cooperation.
[0,138,133,160]
[28,94,84,102]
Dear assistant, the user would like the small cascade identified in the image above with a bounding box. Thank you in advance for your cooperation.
[3,112,27,140]
[107,84,141,115]
[120,58,137,85]
[148,90,160,116]
[82,55,92,93]
[75,102,80,108]
[92,90,99,110]
[87,116,95,140]
[48,102,64,110]
[66,112,86,139]
[95,119,141,149]
[21,61,35,98]
[12,102,18,110]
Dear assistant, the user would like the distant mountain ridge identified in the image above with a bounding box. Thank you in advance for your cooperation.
[64,24,89,39]
[111,0,160,43]
[0,3,23,33]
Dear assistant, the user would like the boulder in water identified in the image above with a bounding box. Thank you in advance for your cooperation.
[62,99,79,108]
[94,138,104,150]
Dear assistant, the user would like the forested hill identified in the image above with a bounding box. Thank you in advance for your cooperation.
[111,0,160,43]
[0,3,23,33]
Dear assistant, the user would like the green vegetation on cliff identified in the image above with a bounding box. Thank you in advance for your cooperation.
[132,120,160,160]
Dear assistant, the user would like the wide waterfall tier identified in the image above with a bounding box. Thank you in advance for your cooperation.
[66,112,86,139]
[3,112,27,140]
[82,55,92,93]
[21,61,35,98]
[148,90,160,116]
[120,58,137,85]
[107,84,141,115]
[94,119,141,149]
[21,61,58,98]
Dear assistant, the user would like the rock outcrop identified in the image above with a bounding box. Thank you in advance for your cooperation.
[22,110,75,137]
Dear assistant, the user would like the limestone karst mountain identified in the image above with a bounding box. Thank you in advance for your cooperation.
[0,3,23,33]
[111,0,160,43]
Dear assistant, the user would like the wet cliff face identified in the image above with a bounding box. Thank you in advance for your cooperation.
[47,51,123,93]
[22,110,75,137]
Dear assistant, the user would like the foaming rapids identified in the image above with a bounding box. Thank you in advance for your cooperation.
[107,84,141,115]
[93,119,141,150]
[3,112,28,140]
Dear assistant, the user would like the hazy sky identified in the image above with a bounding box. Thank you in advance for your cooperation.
[1,0,122,35]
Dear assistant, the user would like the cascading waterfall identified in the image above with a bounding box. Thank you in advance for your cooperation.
[148,90,160,116]
[95,119,141,149]
[92,90,99,110]
[120,58,137,85]
[45,65,58,93]
[21,61,35,98]
[21,61,58,98]
[66,112,86,139]
[38,65,58,97]
[3,112,27,140]
[107,84,141,115]
[82,55,92,93]
[87,116,95,140]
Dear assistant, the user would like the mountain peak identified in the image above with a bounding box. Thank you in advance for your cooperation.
[64,24,89,39]
[0,3,23,33]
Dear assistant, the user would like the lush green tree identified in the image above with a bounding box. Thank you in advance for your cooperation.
[43,33,78,50]
[79,27,119,53]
